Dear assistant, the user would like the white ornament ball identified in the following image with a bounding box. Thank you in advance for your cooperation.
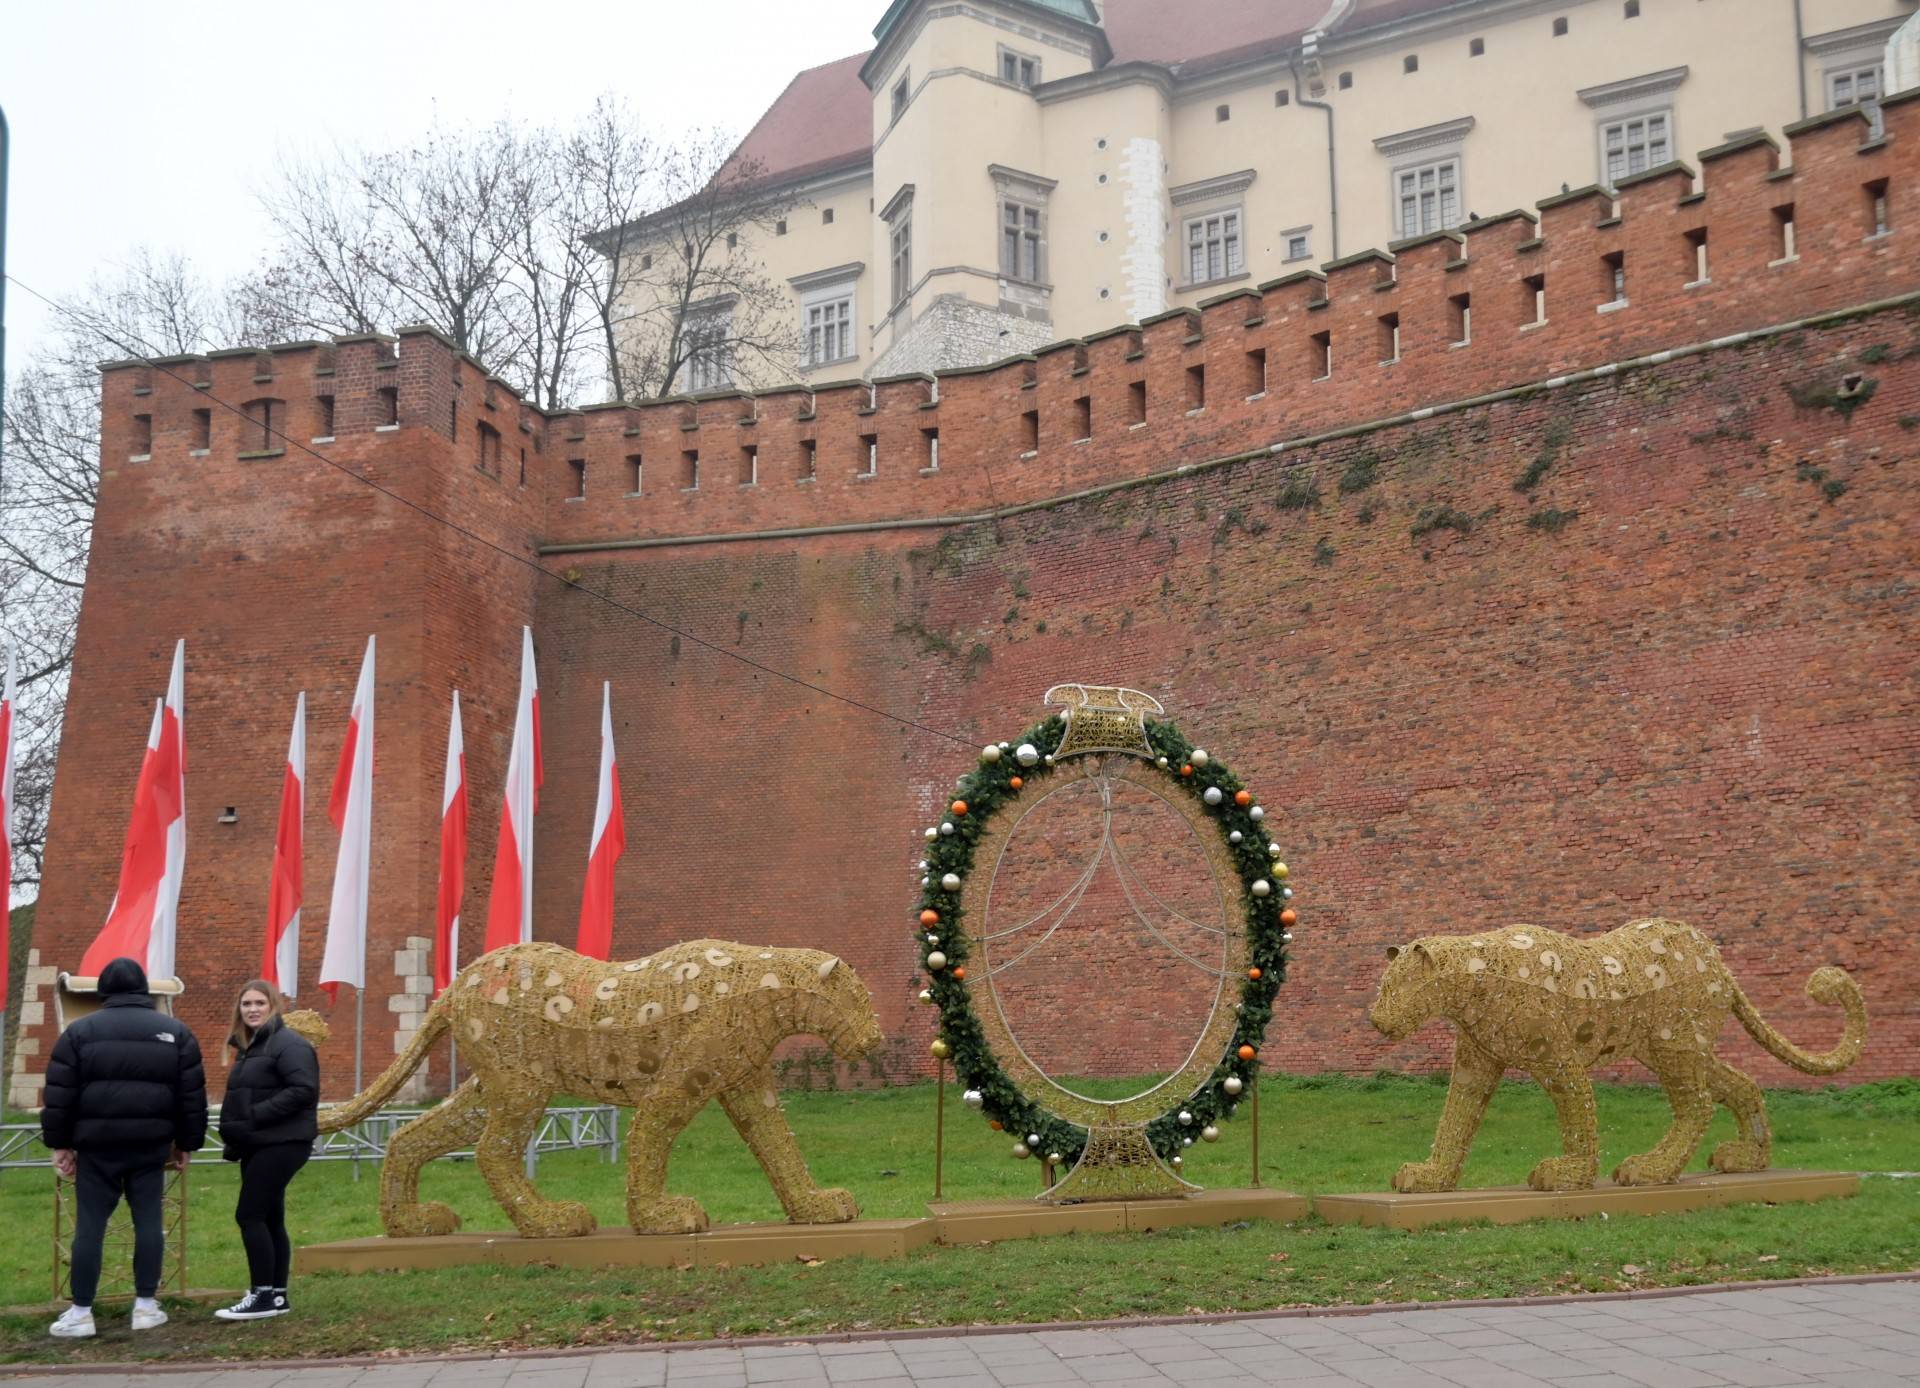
[1203,786,1224,806]
[1171,1155,1184,1168]
[1048,1152,1063,1164]
[1251,879,1271,898]
[1269,843,1283,858]
[1191,749,1210,768]
[921,877,930,887]
[1015,743,1041,768]
[1283,887,1294,899]
[1028,1133,1042,1147]
[918,860,928,870]
[941,873,962,892]
[1178,1110,1193,1125]
[1202,1125,1221,1143]
[1282,932,1293,943]
[1250,806,1265,821]
[927,933,940,944]
[1044,754,1055,766]
[927,951,948,970]
[981,744,1003,763]
[918,989,933,1004]
[1013,1143,1031,1159]
[1182,1137,1194,1148]
[1224,1076,1244,1096]
[940,822,955,836]
[999,742,1010,751]
[964,1089,984,1109]
[1156,756,1169,769]
[1229,830,1243,844]
[925,827,939,841]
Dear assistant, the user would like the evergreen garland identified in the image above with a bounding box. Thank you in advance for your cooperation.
[916,714,1292,1166]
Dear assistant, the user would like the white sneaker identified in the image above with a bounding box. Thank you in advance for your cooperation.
[132,1297,168,1330]
[49,1305,95,1338]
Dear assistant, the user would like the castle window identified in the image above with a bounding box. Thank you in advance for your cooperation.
[1603,252,1627,306]
[1378,312,1401,365]
[626,454,643,495]
[1403,55,1419,74]
[1020,409,1039,455]
[741,445,759,486]
[1470,37,1485,56]
[922,427,939,472]
[191,408,212,453]
[1553,17,1569,36]
[1310,331,1332,381]
[822,208,834,225]
[683,301,734,392]
[377,386,399,428]
[1002,200,1044,281]
[1829,66,1882,109]
[1283,226,1312,262]
[477,421,502,476]
[858,434,877,479]
[1128,380,1146,426]
[641,253,653,271]
[1246,347,1268,397]
[1624,0,1639,16]
[681,450,700,491]
[999,46,1039,89]
[1216,104,1231,122]
[887,194,914,307]
[131,413,153,461]
[800,439,818,482]
[1866,179,1890,238]
[1275,89,1290,107]
[1601,112,1670,183]
[567,458,586,499]
[1338,71,1353,90]
[1072,396,1091,441]
[805,295,854,366]
[1451,292,1472,344]
[775,219,788,237]
[314,395,335,441]
[892,72,910,125]
[241,398,283,453]
[1396,159,1461,237]
[1685,228,1709,285]
[1183,209,1242,285]
[1772,204,1798,262]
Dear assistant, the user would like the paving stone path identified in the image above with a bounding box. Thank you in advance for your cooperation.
[7,1278,1919,1388]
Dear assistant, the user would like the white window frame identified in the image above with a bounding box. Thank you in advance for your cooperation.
[1375,117,1473,242]
[998,45,1040,89]
[792,263,863,370]
[1600,109,1673,184]
[1282,225,1314,263]
[888,202,913,308]
[682,301,734,393]
[1828,64,1883,109]
[1395,159,1461,238]
[1001,200,1044,282]
[891,70,911,125]
[1181,209,1244,287]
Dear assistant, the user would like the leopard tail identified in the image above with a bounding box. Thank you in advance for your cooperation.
[315,992,453,1133]
[1731,966,1866,1076]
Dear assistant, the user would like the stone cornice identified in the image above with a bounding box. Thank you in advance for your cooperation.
[1803,16,1907,58]
[789,262,867,293]
[1373,116,1476,159]
[1578,66,1690,110]
[1169,169,1257,207]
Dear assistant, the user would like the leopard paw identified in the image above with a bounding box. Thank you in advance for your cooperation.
[1392,1160,1458,1193]
[1527,1155,1597,1192]
[1708,1140,1768,1174]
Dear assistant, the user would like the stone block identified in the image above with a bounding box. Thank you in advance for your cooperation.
[392,949,425,976]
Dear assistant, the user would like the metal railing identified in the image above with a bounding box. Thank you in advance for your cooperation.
[0,1103,624,1174]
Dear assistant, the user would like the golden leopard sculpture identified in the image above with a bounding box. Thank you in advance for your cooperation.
[319,940,884,1238]
[1369,919,1866,1193]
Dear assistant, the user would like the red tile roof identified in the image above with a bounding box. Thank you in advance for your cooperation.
[727,0,1473,185]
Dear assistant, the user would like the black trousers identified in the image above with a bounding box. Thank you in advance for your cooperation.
[69,1155,166,1306]
[234,1142,311,1289]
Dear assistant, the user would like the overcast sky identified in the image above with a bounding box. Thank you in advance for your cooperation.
[0,0,882,362]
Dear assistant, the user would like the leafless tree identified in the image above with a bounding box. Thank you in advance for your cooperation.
[602,131,805,399]
[1,250,262,891]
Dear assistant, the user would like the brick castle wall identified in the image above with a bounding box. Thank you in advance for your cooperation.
[12,95,1918,1104]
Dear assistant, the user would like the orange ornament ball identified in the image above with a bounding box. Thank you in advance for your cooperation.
[1235,790,1253,807]
[1280,909,1298,926]
[952,966,967,981]
[1237,1044,1257,1061]
[951,799,969,816]
[1009,776,1024,790]
[1180,764,1194,777]
[920,908,940,926]
[989,1120,1004,1131]
[1247,966,1262,981]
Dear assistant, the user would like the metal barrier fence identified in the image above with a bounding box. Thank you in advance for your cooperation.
[0,1104,624,1174]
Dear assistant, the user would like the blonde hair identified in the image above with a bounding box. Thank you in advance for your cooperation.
[227,980,283,1057]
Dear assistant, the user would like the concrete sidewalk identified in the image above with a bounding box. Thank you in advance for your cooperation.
[6,1278,1919,1387]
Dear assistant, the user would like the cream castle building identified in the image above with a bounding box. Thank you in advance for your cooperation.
[619,0,1918,392]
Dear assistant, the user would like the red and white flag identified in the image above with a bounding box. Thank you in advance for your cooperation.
[319,637,376,1002]
[484,628,542,952]
[574,683,625,961]
[261,693,305,996]
[82,640,187,980]
[432,692,468,995]
[1,648,16,998]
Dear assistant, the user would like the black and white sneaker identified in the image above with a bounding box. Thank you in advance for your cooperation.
[214,1289,289,1321]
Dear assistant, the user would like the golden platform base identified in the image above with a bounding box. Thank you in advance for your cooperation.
[299,1188,1310,1274]
[1314,1169,1859,1231]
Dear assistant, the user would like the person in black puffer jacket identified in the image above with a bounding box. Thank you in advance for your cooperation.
[40,956,208,1339]
[215,979,319,1322]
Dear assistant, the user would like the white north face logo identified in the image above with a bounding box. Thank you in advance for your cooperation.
[154,1032,176,1044]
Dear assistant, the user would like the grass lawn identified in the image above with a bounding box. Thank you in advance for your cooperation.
[1,1072,1915,1363]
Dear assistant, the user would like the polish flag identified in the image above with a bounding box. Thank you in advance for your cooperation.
[261,693,305,996]
[319,637,376,1003]
[82,641,187,981]
[432,692,468,995]
[1,649,16,996]
[574,684,624,961]
[484,628,542,952]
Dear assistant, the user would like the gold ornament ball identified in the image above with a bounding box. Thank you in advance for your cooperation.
[1224,1076,1244,1096]
[1273,860,1289,877]
[927,951,948,970]
[930,1039,951,1060]
[918,989,933,1004]
[1012,1142,1031,1159]
[1202,1124,1221,1142]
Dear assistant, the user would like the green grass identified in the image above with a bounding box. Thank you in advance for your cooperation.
[1,1073,1915,1363]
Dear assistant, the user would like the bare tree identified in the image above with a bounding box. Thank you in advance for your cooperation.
[1,250,252,892]
[561,98,658,405]
[600,132,806,400]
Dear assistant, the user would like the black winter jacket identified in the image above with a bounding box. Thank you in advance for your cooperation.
[40,958,209,1172]
[218,1014,320,1153]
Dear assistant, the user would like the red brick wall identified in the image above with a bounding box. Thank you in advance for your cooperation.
[19,98,1920,1100]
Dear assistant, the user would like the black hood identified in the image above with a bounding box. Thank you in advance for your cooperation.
[97,957,151,996]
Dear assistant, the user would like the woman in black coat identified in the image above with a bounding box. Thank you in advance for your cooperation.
[215,980,318,1321]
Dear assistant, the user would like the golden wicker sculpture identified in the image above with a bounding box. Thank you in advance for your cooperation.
[318,940,884,1238]
[1369,919,1866,1193]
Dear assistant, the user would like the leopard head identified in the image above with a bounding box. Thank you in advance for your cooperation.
[807,956,886,1061]
[1368,941,1447,1042]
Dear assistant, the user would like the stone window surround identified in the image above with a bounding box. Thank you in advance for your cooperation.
[683,295,736,393]
[1281,225,1315,264]
[990,164,1058,288]
[791,262,865,370]
[997,43,1042,89]
[883,184,915,311]
[1375,117,1473,239]
[1806,18,1902,121]
[865,3,1095,107]
[1171,170,1256,291]
[1578,67,1686,185]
